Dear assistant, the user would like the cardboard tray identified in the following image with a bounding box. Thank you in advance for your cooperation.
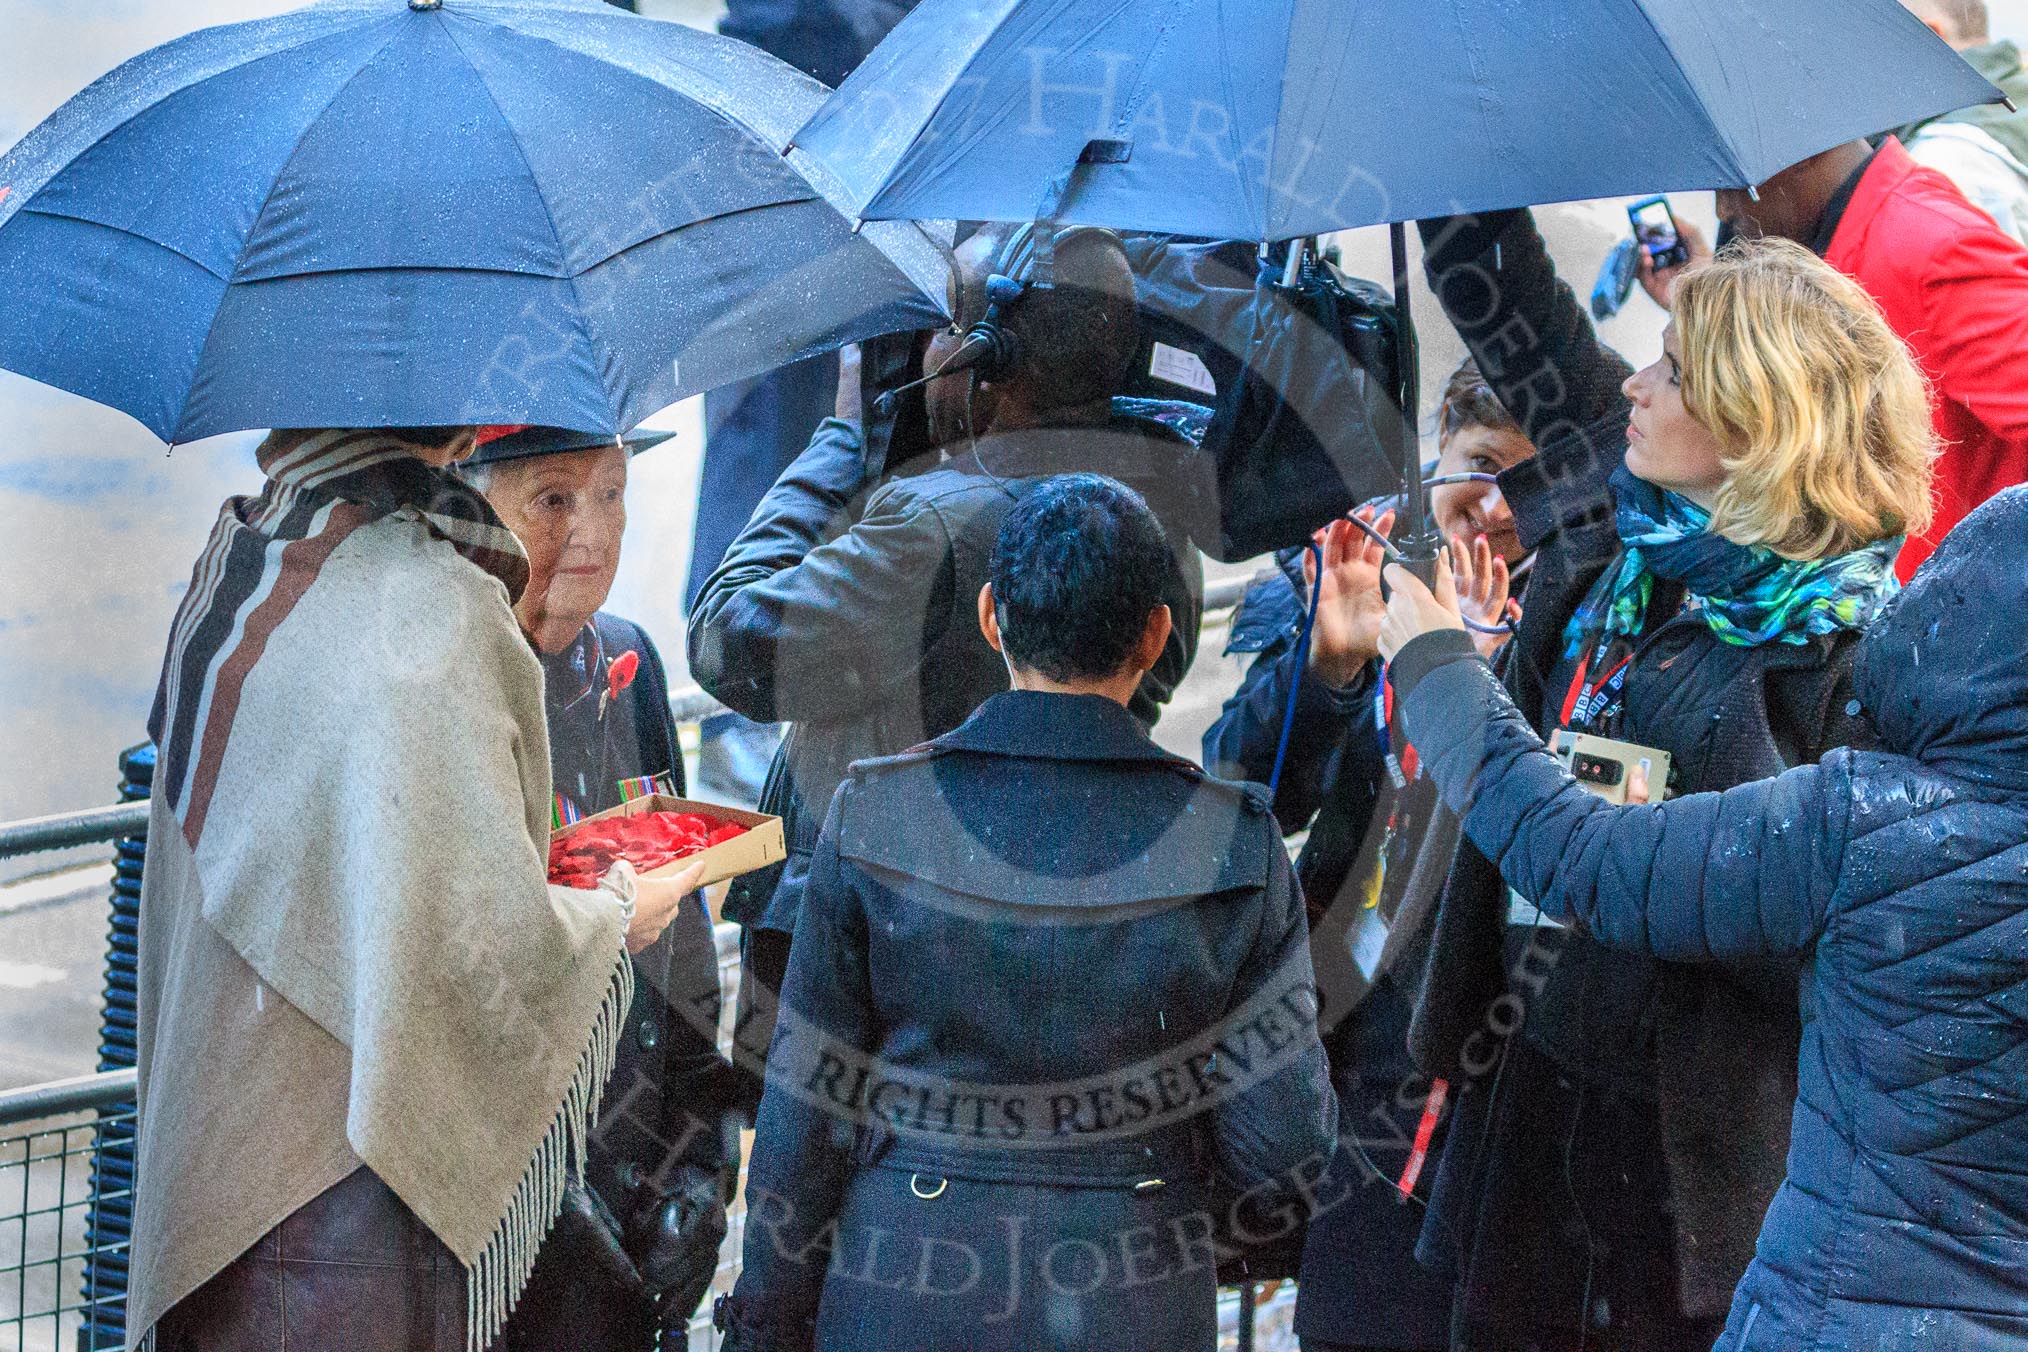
[550,793,785,889]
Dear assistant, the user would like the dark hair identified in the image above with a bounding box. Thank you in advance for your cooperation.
[383,425,472,450]
[989,474,1170,682]
[961,224,1140,411]
[1436,357,1520,443]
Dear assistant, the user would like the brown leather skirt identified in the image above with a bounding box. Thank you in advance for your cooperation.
[152,1167,466,1352]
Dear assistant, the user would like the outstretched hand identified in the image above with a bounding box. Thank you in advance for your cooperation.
[1379,554,1466,662]
[1304,507,1395,689]
[1635,214,1713,311]
[833,342,864,423]
[1448,534,1520,659]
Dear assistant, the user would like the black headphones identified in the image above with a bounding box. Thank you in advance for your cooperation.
[874,221,1118,414]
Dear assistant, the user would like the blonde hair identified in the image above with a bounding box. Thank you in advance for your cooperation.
[1673,238,1937,560]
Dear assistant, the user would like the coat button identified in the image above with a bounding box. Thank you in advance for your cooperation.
[637,1017,660,1051]
[1845,699,1863,718]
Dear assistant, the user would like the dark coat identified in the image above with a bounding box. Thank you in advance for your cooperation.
[687,410,1214,965]
[1204,559,1453,1349]
[1392,484,2028,1350]
[505,615,737,1347]
[716,691,1337,1352]
[717,0,918,87]
[1402,208,1870,1339]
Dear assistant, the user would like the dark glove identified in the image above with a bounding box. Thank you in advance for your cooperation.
[630,1163,729,1326]
[557,1179,644,1293]
[495,1182,651,1350]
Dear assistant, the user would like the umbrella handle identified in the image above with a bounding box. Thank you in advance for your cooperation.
[1388,222,1441,579]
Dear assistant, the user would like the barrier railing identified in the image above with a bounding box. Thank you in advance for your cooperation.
[0,1072,137,1352]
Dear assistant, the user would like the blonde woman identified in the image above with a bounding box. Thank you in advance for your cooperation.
[1395,215,1935,1352]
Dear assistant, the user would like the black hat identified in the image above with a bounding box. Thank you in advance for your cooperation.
[467,424,675,467]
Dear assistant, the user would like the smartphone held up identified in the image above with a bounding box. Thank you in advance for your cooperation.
[1628,195,1691,270]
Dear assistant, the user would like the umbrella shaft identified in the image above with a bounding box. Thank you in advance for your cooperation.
[1390,223,1439,572]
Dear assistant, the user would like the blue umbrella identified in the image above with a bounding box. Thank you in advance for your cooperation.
[794,0,2004,558]
[0,0,951,442]
[795,0,2006,239]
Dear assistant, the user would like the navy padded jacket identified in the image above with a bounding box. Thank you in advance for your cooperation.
[1392,487,2028,1351]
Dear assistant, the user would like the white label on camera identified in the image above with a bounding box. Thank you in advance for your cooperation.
[1507,887,1567,929]
[1148,342,1216,397]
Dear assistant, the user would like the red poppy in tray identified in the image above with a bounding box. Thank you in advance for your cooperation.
[547,794,785,891]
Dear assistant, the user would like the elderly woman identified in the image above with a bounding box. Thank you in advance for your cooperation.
[459,424,739,1348]
[134,426,700,1352]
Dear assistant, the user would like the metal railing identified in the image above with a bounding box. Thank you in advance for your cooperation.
[0,1073,137,1352]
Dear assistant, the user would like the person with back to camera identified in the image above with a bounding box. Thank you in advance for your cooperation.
[1379,477,2028,1351]
[1203,357,1534,1352]
[687,223,1218,1103]
[1894,0,2028,245]
[131,426,703,1352]
[713,474,1335,1352]
[1402,220,1936,1350]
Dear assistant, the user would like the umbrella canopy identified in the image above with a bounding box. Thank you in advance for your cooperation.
[0,0,951,442]
[795,0,2006,240]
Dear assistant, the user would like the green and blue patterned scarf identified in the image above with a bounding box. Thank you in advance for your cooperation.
[1564,467,1901,657]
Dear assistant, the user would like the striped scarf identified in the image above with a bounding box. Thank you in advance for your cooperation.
[1565,467,1902,657]
[148,429,526,848]
[138,430,640,1352]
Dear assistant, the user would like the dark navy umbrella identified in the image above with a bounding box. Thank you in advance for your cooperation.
[0,0,951,443]
[795,0,2004,239]
[794,0,2003,557]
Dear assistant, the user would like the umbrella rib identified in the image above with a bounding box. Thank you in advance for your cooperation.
[16,206,231,283]
[0,10,380,228]
[1620,0,1748,185]
[223,19,411,285]
[446,5,822,156]
[847,1,1031,217]
[173,20,414,442]
[437,15,622,423]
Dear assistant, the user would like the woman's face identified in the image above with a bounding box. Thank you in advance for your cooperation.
[482,445,628,653]
[1623,323,1729,506]
[1430,422,1535,566]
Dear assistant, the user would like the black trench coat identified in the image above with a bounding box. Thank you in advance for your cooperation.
[716,691,1337,1352]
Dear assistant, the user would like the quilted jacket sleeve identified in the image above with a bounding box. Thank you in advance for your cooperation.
[1392,631,1852,962]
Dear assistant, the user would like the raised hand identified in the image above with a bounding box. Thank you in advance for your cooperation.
[1448,533,1521,659]
[1635,213,1713,312]
[1379,554,1466,662]
[1304,507,1395,689]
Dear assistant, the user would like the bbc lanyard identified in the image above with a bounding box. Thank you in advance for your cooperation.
[1559,634,1635,733]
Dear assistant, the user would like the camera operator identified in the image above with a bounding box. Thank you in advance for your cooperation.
[716,474,1334,1352]
[687,223,1218,1089]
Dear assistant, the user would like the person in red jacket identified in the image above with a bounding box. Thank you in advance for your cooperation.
[1644,135,2028,577]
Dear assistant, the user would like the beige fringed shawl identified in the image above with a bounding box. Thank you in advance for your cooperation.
[128,432,632,1351]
